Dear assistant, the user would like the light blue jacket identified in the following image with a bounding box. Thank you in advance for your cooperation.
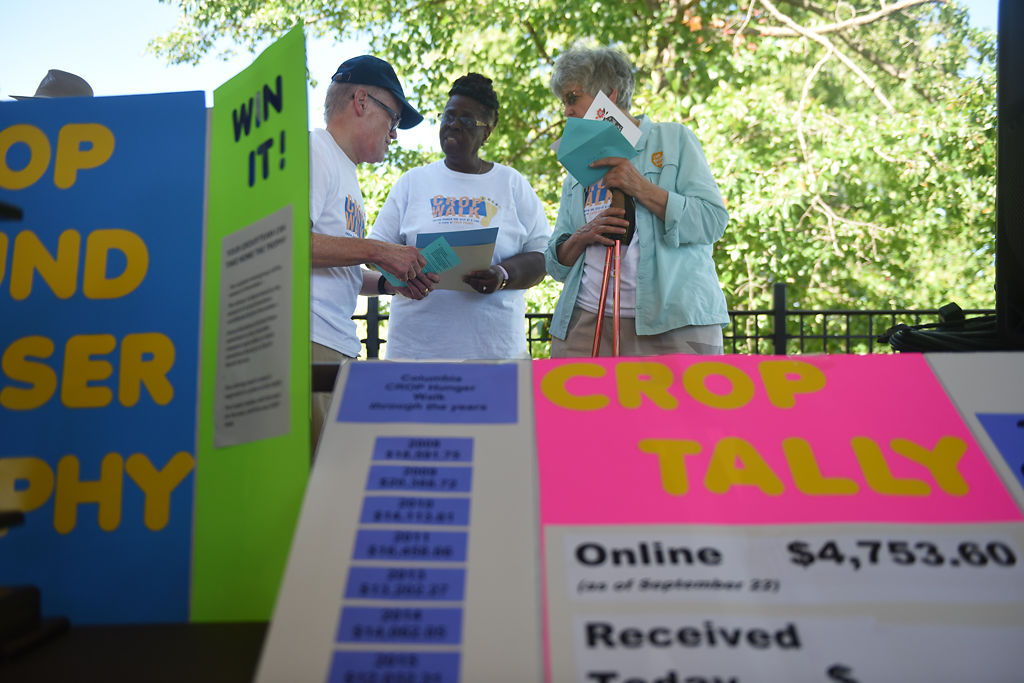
[545,116,730,339]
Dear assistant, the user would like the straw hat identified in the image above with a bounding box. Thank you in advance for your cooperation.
[12,69,93,99]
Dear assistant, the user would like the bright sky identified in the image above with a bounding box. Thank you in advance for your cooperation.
[0,0,999,151]
[0,0,440,149]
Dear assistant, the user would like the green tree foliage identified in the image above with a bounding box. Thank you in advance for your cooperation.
[153,0,997,314]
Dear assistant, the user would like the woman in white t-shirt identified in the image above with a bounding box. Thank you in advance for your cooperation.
[369,73,552,360]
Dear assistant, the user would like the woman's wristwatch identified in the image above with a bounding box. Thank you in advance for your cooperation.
[495,264,510,290]
[377,274,391,295]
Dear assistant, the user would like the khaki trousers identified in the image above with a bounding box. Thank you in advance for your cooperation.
[311,342,354,459]
[551,307,723,357]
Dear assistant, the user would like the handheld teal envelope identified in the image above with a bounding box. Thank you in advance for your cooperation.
[556,117,636,187]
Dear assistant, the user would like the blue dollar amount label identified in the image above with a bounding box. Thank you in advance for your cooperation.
[360,497,470,526]
[366,465,473,493]
[337,607,463,644]
[345,567,466,601]
[351,530,468,562]
[373,437,474,462]
[328,651,460,683]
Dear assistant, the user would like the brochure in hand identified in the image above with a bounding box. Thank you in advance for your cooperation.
[377,227,498,293]
[553,90,640,187]
[556,117,636,187]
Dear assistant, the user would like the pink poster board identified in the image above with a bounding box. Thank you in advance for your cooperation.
[533,354,1022,525]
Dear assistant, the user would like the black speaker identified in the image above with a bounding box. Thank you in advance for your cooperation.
[997,0,1024,347]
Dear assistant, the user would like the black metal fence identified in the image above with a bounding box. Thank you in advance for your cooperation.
[355,283,996,358]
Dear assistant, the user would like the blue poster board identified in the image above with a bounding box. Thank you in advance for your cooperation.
[978,413,1024,494]
[0,92,206,623]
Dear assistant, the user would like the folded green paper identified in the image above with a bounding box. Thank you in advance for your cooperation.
[378,235,461,288]
[556,117,637,187]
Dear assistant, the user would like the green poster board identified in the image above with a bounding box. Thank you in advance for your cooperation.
[194,25,311,621]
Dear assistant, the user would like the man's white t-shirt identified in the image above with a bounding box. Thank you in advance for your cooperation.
[370,161,551,360]
[309,128,364,358]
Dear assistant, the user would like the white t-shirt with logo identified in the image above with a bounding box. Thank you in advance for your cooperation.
[369,161,551,360]
[309,127,365,357]
[575,176,639,317]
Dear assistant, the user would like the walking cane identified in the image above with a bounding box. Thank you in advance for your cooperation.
[592,190,634,357]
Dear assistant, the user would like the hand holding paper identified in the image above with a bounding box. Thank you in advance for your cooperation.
[392,271,440,300]
[589,156,650,199]
[378,235,461,288]
[462,267,503,295]
[371,242,427,285]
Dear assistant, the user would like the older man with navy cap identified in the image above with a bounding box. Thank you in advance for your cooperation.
[309,55,436,453]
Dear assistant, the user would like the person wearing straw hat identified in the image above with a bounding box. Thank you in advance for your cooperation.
[12,69,93,99]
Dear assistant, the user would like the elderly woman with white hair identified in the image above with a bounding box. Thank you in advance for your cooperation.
[544,44,730,357]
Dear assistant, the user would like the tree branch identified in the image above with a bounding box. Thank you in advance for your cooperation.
[507,119,563,166]
[522,18,552,65]
[732,0,759,52]
[756,0,896,113]
[750,0,944,37]
[796,50,832,185]
[832,32,935,102]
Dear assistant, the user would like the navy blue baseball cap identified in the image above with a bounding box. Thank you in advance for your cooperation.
[332,55,423,129]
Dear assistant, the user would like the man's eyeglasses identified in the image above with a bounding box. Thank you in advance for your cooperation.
[365,93,401,132]
[439,111,490,129]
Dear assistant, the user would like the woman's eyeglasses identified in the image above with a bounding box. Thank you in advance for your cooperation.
[561,89,584,107]
[439,111,490,129]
